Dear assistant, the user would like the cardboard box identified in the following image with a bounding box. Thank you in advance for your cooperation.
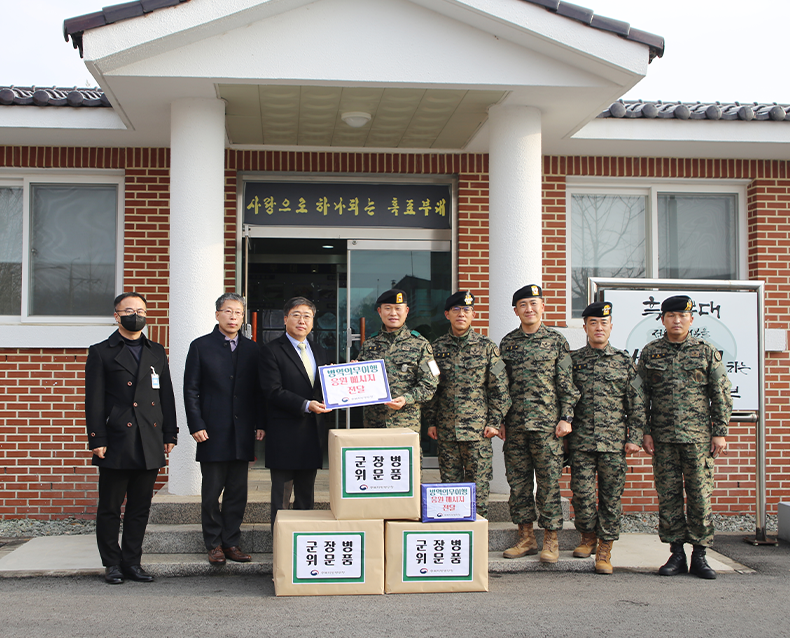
[421,483,477,522]
[329,428,421,521]
[384,516,488,593]
[273,510,384,596]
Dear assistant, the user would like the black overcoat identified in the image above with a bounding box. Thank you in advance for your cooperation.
[259,333,329,470]
[85,330,178,470]
[183,325,264,462]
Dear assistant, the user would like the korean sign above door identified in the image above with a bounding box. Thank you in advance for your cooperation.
[244,181,451,228]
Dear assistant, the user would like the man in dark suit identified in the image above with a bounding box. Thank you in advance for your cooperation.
[259,296,331,529]
[85,292,178,585]
[184,292,265,565]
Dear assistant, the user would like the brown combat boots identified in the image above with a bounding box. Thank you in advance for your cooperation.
[595,539,614,574]
[502,523,538,558]
[539,529,559,563]
[573,531,598,558]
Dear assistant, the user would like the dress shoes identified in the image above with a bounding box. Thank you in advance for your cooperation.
[122,565,154,582]
[104,565,124,585]
[208,546,227,565]
[223,546,252,562]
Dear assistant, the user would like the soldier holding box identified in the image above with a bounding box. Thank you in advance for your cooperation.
[424,291,511,519]
[569,301,645,574]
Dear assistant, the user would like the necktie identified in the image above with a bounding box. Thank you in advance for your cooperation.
[298,341,314,385]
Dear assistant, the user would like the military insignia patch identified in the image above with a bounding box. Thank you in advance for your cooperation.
[464,291,473,306]
[563,342,570,352]
[693,370,706,383]
[603,304,611,316]
[650,372,662,384]
[428,360,440,377]
[531,285,539,296]
[396,292,403,303]
[493,346,501,357]
[685,299,693,311]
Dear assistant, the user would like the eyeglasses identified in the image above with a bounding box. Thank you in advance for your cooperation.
[117,308,147,316]
[288,312,314,321]
[220,309,244,318]
[450,306,474,314]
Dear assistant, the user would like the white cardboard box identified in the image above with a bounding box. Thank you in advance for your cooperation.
[384,516,489,593]
[329,428,421,521]
[273,510,384,596]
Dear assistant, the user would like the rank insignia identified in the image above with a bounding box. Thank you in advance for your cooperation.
[464,291,473,306]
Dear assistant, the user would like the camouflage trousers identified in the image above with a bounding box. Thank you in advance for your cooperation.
[570,450,626,541]
[363,404,421,433]
[503,428,564,531]
[437,438,493,519]
[653,442,715,546]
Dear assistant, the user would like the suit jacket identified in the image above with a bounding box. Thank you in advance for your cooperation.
[259,333,329,470]
[85,330,178,470]
[183,325,264,462]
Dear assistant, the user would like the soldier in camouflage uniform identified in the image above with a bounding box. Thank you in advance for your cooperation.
[569,301,645,574]
[637,295,732,580]
[500,284,580,563]
[358,289,439,433]
[424,291,511,519]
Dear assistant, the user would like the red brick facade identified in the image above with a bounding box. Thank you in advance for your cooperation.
[1,147,787,518]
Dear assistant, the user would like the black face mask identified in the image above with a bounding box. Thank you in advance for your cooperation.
[119,314,146,332]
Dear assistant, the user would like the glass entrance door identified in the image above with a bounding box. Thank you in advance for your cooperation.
[341,240,452,461]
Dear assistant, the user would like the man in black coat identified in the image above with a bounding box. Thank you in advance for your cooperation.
[85,292,178,585]
[259,296,331,529]
[184,292,265,565]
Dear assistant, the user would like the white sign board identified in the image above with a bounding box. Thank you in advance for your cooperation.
[293,532,365,583]
[603,289,758,411]
[403,531,473,581]
[341,447,414,498]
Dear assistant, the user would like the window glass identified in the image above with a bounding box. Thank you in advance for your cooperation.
[658,193,737,280]
[0,187,23,315]
[30,184,117,316]
[571,194,646,317]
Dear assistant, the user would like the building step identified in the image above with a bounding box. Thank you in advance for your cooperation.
[142,521,581,554]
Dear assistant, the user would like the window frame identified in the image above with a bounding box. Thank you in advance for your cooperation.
[565,177,749,326]
[0,169,125,326]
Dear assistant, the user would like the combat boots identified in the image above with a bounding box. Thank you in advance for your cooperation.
[539,529,559,563]
[689,546,717,579]
[502,523,538,559]
[594,539,614,574]
[573,531,598,558]
[658,542,688,576]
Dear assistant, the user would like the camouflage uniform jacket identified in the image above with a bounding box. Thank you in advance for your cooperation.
[569,343,646,453]
[359,323,439,429]
[636,335,732,443]
[423,328,512,442]
[500,323,580,432]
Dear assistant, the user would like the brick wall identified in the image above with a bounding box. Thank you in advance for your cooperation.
[545,156,790,515]
[1,146,788,518]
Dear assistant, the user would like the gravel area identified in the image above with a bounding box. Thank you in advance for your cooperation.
[621,512,779,534]
[0,513,779,538]
[0,517,96,538]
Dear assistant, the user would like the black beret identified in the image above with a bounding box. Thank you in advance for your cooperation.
[512,284,543,306]
[376,289,407,306]
[661,295,694,313]
[582,301,613,318]
[444,291,475,312]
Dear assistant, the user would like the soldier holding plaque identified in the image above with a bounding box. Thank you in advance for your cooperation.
[358,289,439,433]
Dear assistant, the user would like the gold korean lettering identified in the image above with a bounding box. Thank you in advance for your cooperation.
[334,197,345,215]
[279,198,291,213]
[404,199,416,215]
[435,198,446,217]
[420,199,431,216]
[317,197,329,215]
[365,198,375,216]
[263,196,275,215]
[295,198,308,214]
[388,197,399,216]
[246,195,261,215]
[349,197,360,216]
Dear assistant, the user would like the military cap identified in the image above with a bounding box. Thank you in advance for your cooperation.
[512,284,543,306]
[376,289,407,306]
[661,295,694,314]
[444,290,475,312]
[582,301,613,318]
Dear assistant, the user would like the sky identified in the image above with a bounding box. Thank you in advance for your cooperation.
[0,0,785,104]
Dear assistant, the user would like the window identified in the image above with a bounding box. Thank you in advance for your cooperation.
[568,180,746,319]
[0,172,123,322]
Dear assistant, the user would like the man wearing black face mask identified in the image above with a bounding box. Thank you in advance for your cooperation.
[85,292,178,584]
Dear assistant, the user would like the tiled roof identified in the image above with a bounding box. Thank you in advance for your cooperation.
[62,0,664,60]
[0,86,110,107]
[600,101,790,122]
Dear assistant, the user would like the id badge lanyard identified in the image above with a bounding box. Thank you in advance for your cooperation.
[150,366,160,389]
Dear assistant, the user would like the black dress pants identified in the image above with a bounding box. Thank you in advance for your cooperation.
[270,468,317,531]
[200,460,249,550]
[96,467,158,568]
